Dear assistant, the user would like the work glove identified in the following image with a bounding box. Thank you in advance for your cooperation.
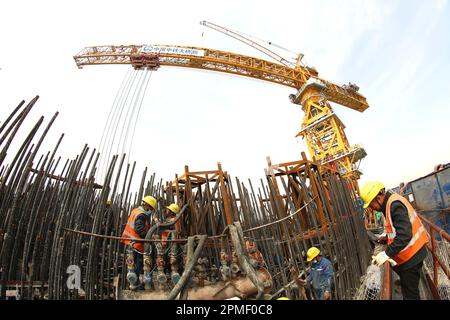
[377,232,386,240]
[372,251,397,267]
[377,232,387,244]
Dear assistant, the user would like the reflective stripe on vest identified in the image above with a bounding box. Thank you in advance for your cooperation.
[122,229,135,239]
[385,193,429,266]
[121,207,149,253]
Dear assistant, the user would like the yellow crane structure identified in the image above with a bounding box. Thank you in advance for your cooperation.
[73,30,369,192]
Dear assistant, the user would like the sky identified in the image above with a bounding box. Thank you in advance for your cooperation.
[0,0,449,191]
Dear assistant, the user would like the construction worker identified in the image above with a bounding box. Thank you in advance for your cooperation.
[361,181,429,300]
[153,203,182,287]
[160,203,182,243]
[301,246,334,300]
[120,195,157,288]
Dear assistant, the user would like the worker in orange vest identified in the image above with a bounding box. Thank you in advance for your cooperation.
[160,203,182,245]
[121,195,157,289]
[361,182,429,300]
[159,203,182,285]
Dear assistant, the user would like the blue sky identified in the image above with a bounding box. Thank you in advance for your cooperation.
[0,0,449,190]
[342,0,450,186]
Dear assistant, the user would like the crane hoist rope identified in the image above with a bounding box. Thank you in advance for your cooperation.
[200,20,303,69]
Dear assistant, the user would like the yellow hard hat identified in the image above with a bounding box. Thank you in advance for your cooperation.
[277,297,289,300]
[142,195,157,209]
[306,247,320,262]
[106,199,112,205]
[361,181,385,209]
[166,203,180,214]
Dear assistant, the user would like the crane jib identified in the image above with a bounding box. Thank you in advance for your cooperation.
[140,45,205,57]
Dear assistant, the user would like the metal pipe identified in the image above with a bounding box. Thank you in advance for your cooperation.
[380,263,391,300]
[419,214,450,242]
[229,224,265,300]
[167,235,207,300]
[144,203,189,254]
[120,269,272,300]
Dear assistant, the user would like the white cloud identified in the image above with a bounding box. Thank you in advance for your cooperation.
[435,0,448,9]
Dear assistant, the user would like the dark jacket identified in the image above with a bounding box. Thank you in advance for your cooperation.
[306,257,334,291]
[381,191,427,271]
[134,212,150,239]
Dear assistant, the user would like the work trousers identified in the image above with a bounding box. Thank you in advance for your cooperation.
[313,286,332,300]
[133,250,143,278]
[314,288,325,300]
[394,261,423,300]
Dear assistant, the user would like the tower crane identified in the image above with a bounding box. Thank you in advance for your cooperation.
[73,26,369,192]
[199,21,367,191]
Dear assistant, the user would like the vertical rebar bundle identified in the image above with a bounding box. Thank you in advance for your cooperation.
[0,98,372,300]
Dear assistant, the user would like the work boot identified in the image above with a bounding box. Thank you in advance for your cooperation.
[132,282,145,291]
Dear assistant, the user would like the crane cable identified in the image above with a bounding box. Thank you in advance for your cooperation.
[116,69,146,155]
[97,67,133,179]
[232,28,300,60]
[97,68,153,188]
[202,20,302,66]
[125,70,152,165]
[106,69,138,165]
[98,68,139,182]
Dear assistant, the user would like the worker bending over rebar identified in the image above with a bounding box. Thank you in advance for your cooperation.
[120,195,158,290]
[300,246,334,300]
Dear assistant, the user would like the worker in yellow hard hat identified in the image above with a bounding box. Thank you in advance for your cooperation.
[120,195,157,290]
[361,181,429,300]
[154,203,182,285]
[166,203,181,215]
[160,203,181,244]
[164,203,181,231]
[276,297,289,300]
[301,246,334,300]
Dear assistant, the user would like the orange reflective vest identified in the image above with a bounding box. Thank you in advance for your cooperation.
[385,193,429,266]
[161,219,181,246]
[120,207,149,253]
